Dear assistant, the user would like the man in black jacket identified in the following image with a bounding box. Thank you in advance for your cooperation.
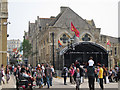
[62,65,68,85]
[79,66,85,83]
[87,66,95,90]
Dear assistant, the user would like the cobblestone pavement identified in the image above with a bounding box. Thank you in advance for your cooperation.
[0,75,118,89]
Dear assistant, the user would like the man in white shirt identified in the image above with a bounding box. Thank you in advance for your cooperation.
[88,57,94,66]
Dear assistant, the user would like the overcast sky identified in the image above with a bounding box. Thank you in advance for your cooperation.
[7,0,119,41]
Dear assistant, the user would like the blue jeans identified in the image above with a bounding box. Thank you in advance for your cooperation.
[49,77,52,86]
[41,78,43,85]
[36,78,43,87]
[46,76,50,88]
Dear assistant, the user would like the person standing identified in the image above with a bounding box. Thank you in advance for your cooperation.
[117,68,120,81]
[98,65,104,90]
[0,67,2,85]
[36,69,43,88]
[45,64,52,88]
[5,65,10,83]
[51,65,55,77]
[74,68,81,90]
[13,65,17,76]
[62,65,68,85]
[96,66,100,82]
[75,60,80,68]
[28,64,32,73]
[79,66,84,84]
[41,64,46,86]
[21,65,25,73]
[103,66,107,84]
[87,63,95,90]
[50,65,54,86]
[1,64,5,84]
[88,57,94,67]
[69,66,75,84]
[16,64,21,78]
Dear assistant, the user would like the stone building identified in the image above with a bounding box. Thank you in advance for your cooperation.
[7,39,21,55]
[0,0,8,66]
[27,7,120,69]
[7,39,21,64]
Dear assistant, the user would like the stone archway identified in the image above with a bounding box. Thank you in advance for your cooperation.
[60,42,108,68]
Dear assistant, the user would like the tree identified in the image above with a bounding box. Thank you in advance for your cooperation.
[20,39,32,58]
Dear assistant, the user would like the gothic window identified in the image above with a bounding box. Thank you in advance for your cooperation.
[39,26,41,31]
[60,34,69,43]
[82,33,91,41]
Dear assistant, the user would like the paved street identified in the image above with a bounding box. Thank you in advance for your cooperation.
[0,75,118,90]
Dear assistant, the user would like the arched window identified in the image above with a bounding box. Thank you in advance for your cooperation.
[60,34,69,43]
[82,33,91,41]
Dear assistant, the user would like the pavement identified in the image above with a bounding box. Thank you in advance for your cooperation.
[0,75,118,89]
[0,75,16,89]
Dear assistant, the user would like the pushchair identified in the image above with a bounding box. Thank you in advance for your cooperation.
[16,73,35,90]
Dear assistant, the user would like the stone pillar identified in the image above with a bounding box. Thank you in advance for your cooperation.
[0,0,8,66]
[1,19,7,66]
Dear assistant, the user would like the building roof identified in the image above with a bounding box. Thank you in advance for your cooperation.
[101,34,118,44]
[48,7,95,30]
[39,18,54,28]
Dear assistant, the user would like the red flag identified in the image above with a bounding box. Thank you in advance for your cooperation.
[13,48,17,52]
[71,22,79,37]
[58,40,62,47]
[107,40,111,47]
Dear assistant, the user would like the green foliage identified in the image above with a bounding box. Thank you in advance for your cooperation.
[20,39,32,58]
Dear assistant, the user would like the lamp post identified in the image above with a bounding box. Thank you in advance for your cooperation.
[52,32,55,70]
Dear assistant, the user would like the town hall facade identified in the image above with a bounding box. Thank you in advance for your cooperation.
[27,7,120,69]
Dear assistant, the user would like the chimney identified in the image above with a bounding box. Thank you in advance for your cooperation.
[60,6,68,12]
[50,16,55,18]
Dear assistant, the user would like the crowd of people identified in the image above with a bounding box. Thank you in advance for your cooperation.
[0,63,55,89]
[0,57,120,90]
[0,64,11,85]
[62,57,120,90]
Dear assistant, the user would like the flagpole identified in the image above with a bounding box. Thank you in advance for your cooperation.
[107,39,111,70]
[106,40,109,69]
